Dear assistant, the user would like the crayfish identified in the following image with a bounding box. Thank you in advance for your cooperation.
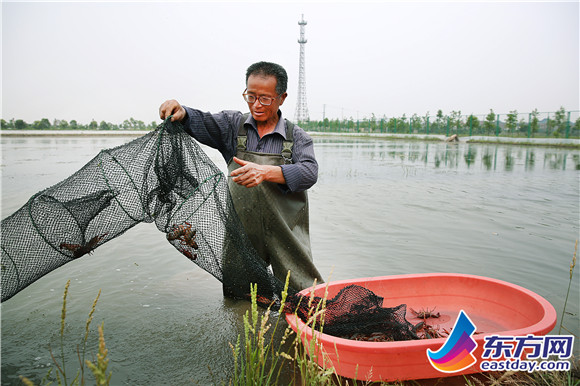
[59,233,108,258]
[341,332,394,342]
[178,247,198,262]
[166,222,198,249]
[410,307,440,319]
[414,321,447,339]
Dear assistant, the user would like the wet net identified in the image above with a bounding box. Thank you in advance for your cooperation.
[1,119,418,341]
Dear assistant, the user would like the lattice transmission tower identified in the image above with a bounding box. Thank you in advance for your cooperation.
[294,14,310,123]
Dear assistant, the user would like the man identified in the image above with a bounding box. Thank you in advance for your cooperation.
[159,61,323,291]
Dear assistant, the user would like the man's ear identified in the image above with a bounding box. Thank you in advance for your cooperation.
[279,92,288,106]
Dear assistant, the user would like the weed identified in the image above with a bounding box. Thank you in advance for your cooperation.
[21,281,109,386]
[229,272,339,385]
[559,240,578,336]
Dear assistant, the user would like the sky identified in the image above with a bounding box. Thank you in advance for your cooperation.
[2,1,579,125]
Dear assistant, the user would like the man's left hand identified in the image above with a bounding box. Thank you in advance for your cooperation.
[230,157,285,188]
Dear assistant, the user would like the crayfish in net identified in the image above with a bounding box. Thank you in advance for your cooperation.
[59,233,108,259]
[166,222,198,249]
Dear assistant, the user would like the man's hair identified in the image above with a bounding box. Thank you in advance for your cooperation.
[246,61,288,96]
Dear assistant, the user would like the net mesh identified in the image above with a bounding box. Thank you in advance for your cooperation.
[1,119,418,341]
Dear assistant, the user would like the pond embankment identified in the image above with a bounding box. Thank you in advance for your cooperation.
[2,129,579,148]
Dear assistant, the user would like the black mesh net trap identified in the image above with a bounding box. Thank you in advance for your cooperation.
[1,119,418,341]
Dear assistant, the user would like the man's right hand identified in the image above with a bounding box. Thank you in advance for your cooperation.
[159,100,186,122]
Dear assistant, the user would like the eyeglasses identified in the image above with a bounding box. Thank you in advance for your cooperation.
[242,90,279,106]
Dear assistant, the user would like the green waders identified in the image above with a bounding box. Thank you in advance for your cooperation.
[226,118,324,291]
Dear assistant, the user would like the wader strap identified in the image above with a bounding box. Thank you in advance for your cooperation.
[237,113,295,164]
[236,113,249,153]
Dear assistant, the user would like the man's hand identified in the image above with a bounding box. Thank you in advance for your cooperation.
[159,100,186,122]
[230,157,285,188]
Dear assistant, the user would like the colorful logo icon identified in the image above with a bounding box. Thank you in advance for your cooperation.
[427,310,478,373]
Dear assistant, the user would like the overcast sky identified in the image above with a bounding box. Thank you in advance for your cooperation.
[2,1,578,124]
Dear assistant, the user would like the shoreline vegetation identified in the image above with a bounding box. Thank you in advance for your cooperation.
[2,106,579,139]
[2,107,579,148]
[2,129,579,149]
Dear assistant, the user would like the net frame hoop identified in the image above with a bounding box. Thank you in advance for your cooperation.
[98,152,149,222]
[27,191,75,260]
[156,117,226,226]
[166,172,224,226]
[1,246,21,288]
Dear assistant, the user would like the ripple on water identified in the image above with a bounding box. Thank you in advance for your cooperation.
[2,137,579,383]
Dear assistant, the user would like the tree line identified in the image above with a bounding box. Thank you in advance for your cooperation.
[0,117,158,131]
[301,106,580,139]
[2,106,579,139]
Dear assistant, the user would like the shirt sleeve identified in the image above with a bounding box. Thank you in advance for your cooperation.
[279,126,318,193]
[181,106,241,162]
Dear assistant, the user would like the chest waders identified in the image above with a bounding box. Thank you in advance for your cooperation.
[225,116,324,291]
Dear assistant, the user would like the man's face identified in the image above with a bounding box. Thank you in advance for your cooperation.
[245,74,287,124]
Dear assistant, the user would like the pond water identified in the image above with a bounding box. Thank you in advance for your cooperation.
[1,135,579,384]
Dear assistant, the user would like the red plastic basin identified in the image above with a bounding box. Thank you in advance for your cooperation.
[285,273,557,382]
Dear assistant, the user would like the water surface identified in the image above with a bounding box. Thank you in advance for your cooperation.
[2,135,578,384]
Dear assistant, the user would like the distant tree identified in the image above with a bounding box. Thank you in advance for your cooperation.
[368,113,377,132]
[32,118,51,130]
[69,120,78,130]
[53,119,69,130]
[573,117,580,137]
[386,117,397,132]
[333,118,341,131]
[505,110,518,136]
[410,113,421,132]
[99,121,111,130]
[14,119,27,130]
[433,110,445,133]
[449,111,462,133]
[88,120,98,130]
[518,118,528,134]
[484,109,496,136]
[397,114,408,132]
[552,106,567,137]
[466,115,480,134]
[127,117,146,130]
[421,112,430,133]
[1,119,8,129]
[529,109,539,137]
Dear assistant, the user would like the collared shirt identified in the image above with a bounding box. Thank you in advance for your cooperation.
[182,107,318,192]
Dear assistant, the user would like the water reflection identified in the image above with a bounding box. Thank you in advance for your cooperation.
[314,138,580,173]
[525,149,535,171]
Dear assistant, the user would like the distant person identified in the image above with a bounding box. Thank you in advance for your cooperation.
[159,61,324,291]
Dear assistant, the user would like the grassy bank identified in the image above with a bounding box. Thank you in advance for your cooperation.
[3,129,580,149]
[308,132,580,149]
